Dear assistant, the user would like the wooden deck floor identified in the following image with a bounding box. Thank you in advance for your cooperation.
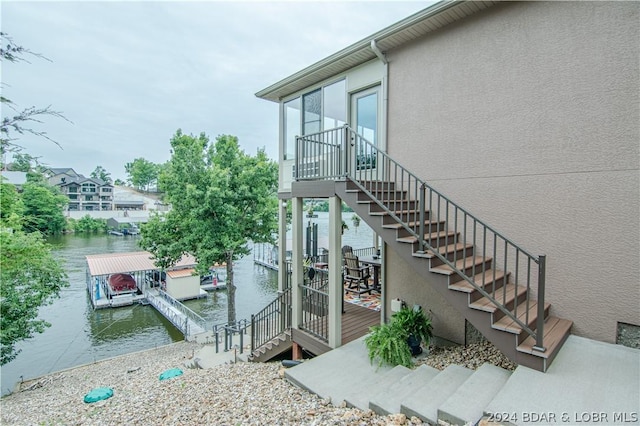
[341,302,380,344]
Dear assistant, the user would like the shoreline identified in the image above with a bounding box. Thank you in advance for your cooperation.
[1,341,418,425]
[3,341,193,397]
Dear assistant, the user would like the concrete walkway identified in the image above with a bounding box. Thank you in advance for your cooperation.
[282,335,639,425]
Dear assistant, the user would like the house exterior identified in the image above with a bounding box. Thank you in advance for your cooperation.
[256,1,639,371]
[44,168,114,211]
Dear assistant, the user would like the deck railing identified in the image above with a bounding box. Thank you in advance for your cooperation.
[212,319,251,354]
[250,289,292,352]
[296,126,548,351]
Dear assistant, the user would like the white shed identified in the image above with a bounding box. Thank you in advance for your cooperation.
[165,268,201,301]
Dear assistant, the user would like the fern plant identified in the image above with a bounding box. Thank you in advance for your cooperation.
[364,321,412,368]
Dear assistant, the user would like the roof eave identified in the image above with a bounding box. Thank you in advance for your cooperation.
[255,0,483,103]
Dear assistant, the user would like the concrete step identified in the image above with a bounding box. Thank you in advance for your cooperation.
[437,363,512,426]
[369,364,440,415]
[284,337,394,404]
[401,364,474,424]
[486,335,640,423]
[344,365,413,411]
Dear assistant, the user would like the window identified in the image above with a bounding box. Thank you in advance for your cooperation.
[284,79,346,161]
[303,89,321,135]
[284,98,300,160]
[323,80,346,130]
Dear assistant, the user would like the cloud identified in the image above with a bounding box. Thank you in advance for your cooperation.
[2,1,431,179]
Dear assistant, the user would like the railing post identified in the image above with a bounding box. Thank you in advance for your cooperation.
[533,255,546,352]
[250,315,255,353]
[294,136,300,181]
[417,183,426,253]
[342,125,349,178]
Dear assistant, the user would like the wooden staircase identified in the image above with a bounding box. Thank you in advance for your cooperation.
[248,330,292,363]
[338,179,572,372]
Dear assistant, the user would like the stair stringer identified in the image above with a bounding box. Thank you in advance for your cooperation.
[248,329,293,363]
[335,181,547,371]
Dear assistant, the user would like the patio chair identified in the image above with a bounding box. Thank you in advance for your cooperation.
[343,253,373,296]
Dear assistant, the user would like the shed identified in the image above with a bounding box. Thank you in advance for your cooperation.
[165,268,201,301]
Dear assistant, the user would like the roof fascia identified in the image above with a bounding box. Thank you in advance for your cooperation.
[255,0,465,102]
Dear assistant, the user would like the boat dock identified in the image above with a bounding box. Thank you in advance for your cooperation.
[85,251,209,340]
[146,289,207,339]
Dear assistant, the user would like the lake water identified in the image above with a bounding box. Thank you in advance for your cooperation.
[0,212,373,395]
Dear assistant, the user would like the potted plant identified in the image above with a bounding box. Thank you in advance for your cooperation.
[365,305,433,368]
[365,321,412,368]
[392,306,433,356]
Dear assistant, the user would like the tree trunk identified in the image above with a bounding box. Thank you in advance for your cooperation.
[226,251,236,325]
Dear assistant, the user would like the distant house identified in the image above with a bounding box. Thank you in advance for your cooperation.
[256,1,639,371]
[43,168,114,211]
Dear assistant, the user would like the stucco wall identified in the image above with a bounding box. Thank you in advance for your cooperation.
[386,1,639,343]
[385,248,466,344]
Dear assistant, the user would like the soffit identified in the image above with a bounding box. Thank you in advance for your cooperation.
[255,0,496,102]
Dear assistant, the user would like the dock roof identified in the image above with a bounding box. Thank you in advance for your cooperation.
[86,251,197,276]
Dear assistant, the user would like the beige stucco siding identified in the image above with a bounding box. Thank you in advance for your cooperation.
[385,1,639,343]
[385,249,466,344]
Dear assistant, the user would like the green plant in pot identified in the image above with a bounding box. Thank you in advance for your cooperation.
[365,306,433,368]
[392,306,433,356]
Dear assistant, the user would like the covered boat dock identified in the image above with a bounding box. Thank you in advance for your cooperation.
[85,251,209,340]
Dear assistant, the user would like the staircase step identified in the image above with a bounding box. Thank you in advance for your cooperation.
[396,229,457,245]
[492,301,551,334]
[517,316,573,358]
[437,363,512,426]
[369,364,440,415]
[401,364,474,424]
[344,365,413,411]
[382,219,444,230]
[448,269,508,293]
[413,242,474,260]
[430,255,491,276]
[469,283,528,313]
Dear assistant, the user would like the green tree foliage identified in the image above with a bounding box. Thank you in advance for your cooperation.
[21,178,67,235]
[0,34,69,365]
[67,215,107,233]
[0,229,67,364]
[113,178,125,186]
[140,130,278,323]
[90,165,112,183]
[125,158,159,192]
[0,182,24,230]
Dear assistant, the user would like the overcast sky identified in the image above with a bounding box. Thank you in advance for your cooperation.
[2,1,431,180]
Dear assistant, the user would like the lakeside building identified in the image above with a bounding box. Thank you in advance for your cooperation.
[44,167,114,211]
[256,0,639,371]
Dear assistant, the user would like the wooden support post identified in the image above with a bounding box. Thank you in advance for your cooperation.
[292,342,303,360]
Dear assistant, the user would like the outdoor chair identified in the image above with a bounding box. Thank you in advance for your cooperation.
[343,253,373,296]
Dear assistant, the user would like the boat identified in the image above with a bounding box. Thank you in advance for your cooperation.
[108,230,124,236]
[108,273,138,293]
[200,267,227,291]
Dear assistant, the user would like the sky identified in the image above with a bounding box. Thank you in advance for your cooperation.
[1,1,432,181]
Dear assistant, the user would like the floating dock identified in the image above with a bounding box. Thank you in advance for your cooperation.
[85,251,209,340]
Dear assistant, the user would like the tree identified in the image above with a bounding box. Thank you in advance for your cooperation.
[21,175,67,236]
[90,165,112,183]
[125,158,159,192]
[140,130,278,324]
[114,178,125,186]
[0,34,69,365]
[0,229,67,364]
[0,32,70,156]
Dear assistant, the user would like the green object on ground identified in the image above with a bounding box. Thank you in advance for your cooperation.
[159,368,183,381]
[83,387,114,403]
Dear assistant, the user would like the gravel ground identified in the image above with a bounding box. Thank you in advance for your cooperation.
[1,341,514,425]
